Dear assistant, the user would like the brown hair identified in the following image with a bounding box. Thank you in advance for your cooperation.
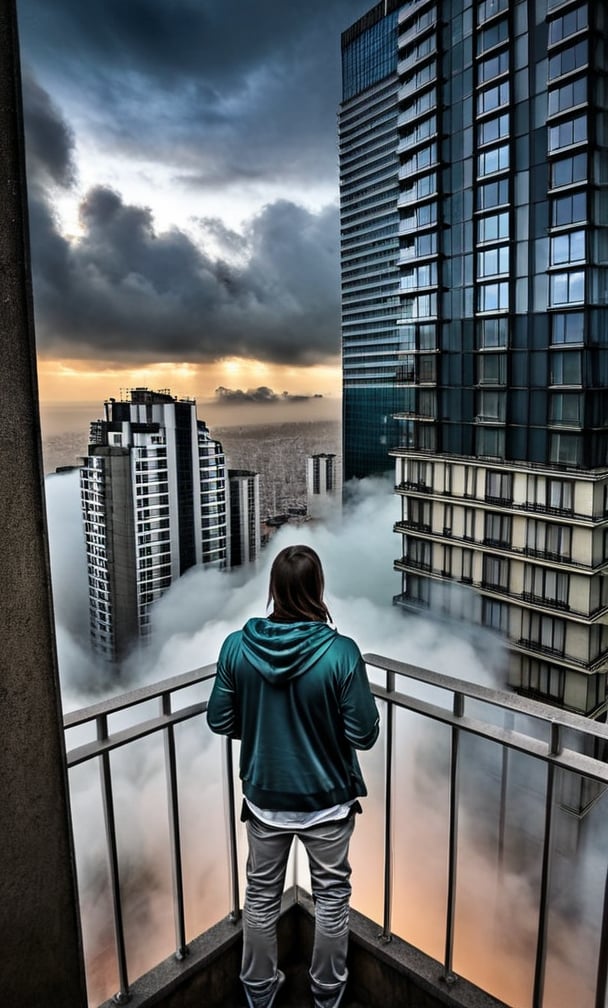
[268,545,331,623]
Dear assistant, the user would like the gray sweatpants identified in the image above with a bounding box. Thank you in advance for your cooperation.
[240,811,356,1008]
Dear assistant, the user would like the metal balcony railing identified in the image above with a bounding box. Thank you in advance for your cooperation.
[63,656,608,1008]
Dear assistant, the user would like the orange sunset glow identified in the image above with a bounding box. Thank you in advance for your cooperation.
[36,356,342,405]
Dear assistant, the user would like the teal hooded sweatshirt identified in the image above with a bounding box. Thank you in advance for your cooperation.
[207,618,380,812]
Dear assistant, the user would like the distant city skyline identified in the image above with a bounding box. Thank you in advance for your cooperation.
[16,0,372,408]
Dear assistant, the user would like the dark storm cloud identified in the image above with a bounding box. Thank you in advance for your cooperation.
[18,0,368,365]
[215,387,321,404]
[30,181,341,365]
[21,71,76,189]
[17,0,371,188]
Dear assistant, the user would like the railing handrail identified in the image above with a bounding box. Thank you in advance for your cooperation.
[63,663,216,729]
[363,652,608,746]
[63,655,608,758]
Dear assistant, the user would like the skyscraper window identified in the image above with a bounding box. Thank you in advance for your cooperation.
[478,143,509,176]
[548,5,588,45]
[549,271,585,306]
[548,115,587,151]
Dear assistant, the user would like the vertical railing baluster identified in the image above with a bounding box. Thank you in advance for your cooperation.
[443,691,464,983]
[162,693,188,959]
[595,863,608,1008]
[225,737,241,921]
[381,668,395,941]
[498,711,514,869]
[532,722,560,1008]
[97,714,131,1004]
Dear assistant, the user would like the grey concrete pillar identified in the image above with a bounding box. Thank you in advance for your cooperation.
[0,2,88,1005]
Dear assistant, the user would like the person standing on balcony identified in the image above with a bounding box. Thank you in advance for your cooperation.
[207,544,380,1008]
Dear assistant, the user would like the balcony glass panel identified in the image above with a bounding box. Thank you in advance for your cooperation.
[550,230,585,265]
[552,190,586,225]
[476,426,505,458]
[478,211,509,242]
[549,271,585,306]
[550,152,587,188]
[478,245,509,277]
[550,349,582,384]
[548,77,587,117]
[477,177,509,210]
[477,352,507,384]
[477,317,509,348]
[478,281,509,312]
[477,144,509,177]
[479,113,510,145]
[548,41,588,81]
[549,392,583,426]
[550,432,583,464]
[548,5,587,46]
[548,115,587,152]
[551,312,584,344]
[478,48,509,83]
[477,0,508,25]
[477,17,508,55]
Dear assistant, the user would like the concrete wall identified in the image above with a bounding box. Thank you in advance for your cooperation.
[96,890,509,1008]
[0,4,87,1004]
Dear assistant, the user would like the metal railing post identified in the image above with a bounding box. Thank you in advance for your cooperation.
[224,737,241,921]
[532,722,560,1008]
[498,711,514,870]
[162,693,189,959]
[97,714,131,1004]
[381,668,395,942]
[443,691,464,983]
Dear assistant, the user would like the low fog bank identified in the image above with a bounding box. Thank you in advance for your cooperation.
[44,468,506,709]
[44,469,607,1008]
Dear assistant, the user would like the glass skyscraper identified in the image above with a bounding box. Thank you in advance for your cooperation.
[340,0,608,717]
[341,0,403,480]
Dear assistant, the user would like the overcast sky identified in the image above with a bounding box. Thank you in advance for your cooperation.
[16,0,371,415]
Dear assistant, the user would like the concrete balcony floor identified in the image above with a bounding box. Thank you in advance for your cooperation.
[99,887,506,1008]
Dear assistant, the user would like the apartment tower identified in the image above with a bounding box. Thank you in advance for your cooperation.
[340,0,608,715]
[306,453,339,519]
[228,469,261,568]
[80,388,229,661]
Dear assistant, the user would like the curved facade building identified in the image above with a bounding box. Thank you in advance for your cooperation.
[80,388,229,662]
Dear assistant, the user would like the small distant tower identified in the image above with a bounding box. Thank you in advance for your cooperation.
[228,469,261,568]
[80,388,229,662]
[307,453,339,520]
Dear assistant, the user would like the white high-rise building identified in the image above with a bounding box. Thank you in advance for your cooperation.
[80,388,229,662]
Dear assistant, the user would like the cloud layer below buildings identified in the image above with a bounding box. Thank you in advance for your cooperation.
[46,469,605,1008]
[45,469,506,706]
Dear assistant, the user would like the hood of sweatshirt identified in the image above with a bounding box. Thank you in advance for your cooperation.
[240,617,337,684]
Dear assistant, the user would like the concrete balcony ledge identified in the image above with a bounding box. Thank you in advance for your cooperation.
[100,886,508,1008]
